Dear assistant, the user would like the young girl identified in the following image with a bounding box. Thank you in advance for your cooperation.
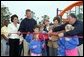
[29,25,43,56]
[58,24,79,56]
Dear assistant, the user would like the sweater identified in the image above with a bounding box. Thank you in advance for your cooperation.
[29,39,42,54]
[18,18,37,38]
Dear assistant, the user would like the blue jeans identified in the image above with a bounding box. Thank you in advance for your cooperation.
[42,48,47,56]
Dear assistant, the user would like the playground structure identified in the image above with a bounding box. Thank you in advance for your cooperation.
[57,1,83,22]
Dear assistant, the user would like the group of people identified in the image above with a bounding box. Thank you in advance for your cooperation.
[1,9,83,56]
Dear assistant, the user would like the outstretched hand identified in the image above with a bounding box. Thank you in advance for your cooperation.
[58,33,64,38]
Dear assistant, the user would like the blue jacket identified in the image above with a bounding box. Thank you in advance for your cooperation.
[25,34,33,43]
[29,39,42,54]
[58,36,79,49]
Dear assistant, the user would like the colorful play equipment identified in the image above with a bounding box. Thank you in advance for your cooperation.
[58,1,83,17]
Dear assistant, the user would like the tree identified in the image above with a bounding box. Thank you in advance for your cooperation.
[77,13,83,21]
[41,15,50,24]
[1,3,11,27]
[31,11,35,19]
[42,15,49,20]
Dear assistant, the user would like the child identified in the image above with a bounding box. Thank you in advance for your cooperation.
[39,24,48,56]
[29,25,43,56]
[47,24,59,56]
[58,24,79,56]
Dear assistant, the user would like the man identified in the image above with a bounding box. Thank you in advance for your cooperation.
[1,20,9,56]
[18,9,37,38]
[18,9,37,56]
[49,13,83,56]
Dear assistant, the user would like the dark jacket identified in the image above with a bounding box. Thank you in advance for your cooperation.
[18,18,37,38]
[53,20,83,45]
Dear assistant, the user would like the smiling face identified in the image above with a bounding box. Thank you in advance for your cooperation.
[34,28,40,33]
[40,25,44,32]
[13,17,18,24]
[2,20,9,26]
[53,20,59,25]
[33,25,40,40]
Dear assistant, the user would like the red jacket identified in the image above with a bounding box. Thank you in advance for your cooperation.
[39,33,48,41]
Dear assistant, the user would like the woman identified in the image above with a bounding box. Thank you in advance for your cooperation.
[42,19,50,56]
[1,20,9,56]
[48,17,60,56]
[8,14,23,56]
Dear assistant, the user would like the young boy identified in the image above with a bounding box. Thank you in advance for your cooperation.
[58,24,79,56]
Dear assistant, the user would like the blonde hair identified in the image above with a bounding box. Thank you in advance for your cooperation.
[65,24,74,32]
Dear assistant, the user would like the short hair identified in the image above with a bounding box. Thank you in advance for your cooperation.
[2,20,8,26]
[33,25,40,39]
[26,9,31,14]
[53,16,60,23]
[2,19,8,23]
[69,13,77,19]
[11,14,18,22]
[33,25,40,30]
[43,19,49,24]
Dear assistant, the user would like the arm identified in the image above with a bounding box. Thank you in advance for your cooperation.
[52,23,67,32]
[8,24,12,36]
[1,27,8,40]
[29,42,33,49]
[1,34,8,40]
[18,20,25,32]
[64,24,83,36]
[29,41,37,49]
[35,20,37,25]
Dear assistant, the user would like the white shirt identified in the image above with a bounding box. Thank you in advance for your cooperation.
[8,23,20,39]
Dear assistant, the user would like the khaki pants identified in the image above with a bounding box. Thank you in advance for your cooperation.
[78,44,83,56]
[23,39,29,56]
[48,40,58,56]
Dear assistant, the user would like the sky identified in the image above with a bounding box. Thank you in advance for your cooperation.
[1,1,77,23]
